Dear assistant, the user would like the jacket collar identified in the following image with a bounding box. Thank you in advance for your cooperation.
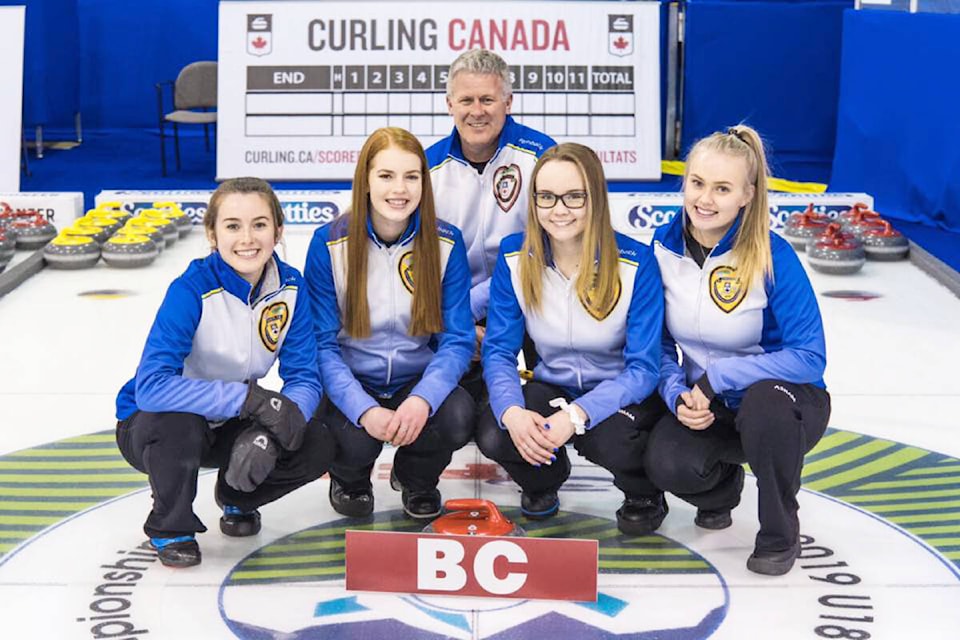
[660,207,744,257]
[365,208,420,249]
[210,250,281,305]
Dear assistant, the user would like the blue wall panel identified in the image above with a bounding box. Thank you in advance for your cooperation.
[682,0,850,182]
[830,10,960,231]
[76,0,218,129]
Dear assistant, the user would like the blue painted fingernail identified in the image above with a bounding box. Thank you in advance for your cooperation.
[553,447,559,453]
[550,455,556,461]
[535,463,541,467]
[544,423,551,430]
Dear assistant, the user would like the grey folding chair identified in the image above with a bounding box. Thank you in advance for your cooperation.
[155,61,217,176]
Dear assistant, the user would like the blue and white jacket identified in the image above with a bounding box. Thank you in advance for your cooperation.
[426,116,555,321]
[652,212,827,412]
[483,232,663,428]
[304,211,474,427]
[116,252,320,423]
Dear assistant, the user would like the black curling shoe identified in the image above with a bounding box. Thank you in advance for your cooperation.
[402,488,442,519]
[695,508,733,530]
[616,494,668,535]
[520,490,560,520]
[747,541,801,576]
[220,506,262,537]
[329,478,374,518]
[150,536,201,568]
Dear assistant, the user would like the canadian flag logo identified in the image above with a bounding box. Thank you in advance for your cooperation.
[247,14,273,57]
[608,15,634,57]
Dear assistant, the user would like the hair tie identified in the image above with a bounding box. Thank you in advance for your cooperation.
[727,127,745,142]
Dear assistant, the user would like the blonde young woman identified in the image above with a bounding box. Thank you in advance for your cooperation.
[115,178,332,568]
[305,127,475,520]
[477,143,666,534]
[645,125,830,575]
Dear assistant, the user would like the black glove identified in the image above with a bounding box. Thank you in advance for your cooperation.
[240,383,306,451]
[225,427,279,493]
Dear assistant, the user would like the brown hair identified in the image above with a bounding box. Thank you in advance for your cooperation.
[684,124,772,286]
[204,177,284,243]
[519,143,619,315]
[344,127,443,337]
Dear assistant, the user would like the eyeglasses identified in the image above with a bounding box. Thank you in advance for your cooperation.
[534,191,588,209]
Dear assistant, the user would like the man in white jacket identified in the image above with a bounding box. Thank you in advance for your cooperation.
[426,49,556,399]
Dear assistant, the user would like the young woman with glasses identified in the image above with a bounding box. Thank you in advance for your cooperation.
[475,143,668,534]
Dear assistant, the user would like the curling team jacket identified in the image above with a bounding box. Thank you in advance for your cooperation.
[304,211,474,427]
[426,116,555,321]
[115,252,321,423]
[483,232,664,428]
[652,213,827,413]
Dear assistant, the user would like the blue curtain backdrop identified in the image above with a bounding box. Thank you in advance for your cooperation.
[0,0,81,132]
[76,0,218,129]
[830,10,960,232]
[681,0,851,182]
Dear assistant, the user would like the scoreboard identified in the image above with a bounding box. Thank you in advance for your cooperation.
[218,1,661,180]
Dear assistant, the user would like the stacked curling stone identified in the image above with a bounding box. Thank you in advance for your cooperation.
[119,217,167,254]
[104,208,165,268]
[838,205,909,261]
[3,208,57,251]
[783,204,831,251]
[806,222,866,275]
[96,201,132,223]
[860,221,909,261]
[0,225,14,273]
[45,208,117,269]
[152,202,193,239]
[101,233,161,268]
[131,210,178,249]
[0,204,16,272]
[838,202,871,227]
[43,234,101,269]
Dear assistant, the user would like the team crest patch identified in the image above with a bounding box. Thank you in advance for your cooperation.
[580,276,622,321]
[259,302,289,352]
[493,164,522,212]
[398,251,415,294]
[709,266,746,313]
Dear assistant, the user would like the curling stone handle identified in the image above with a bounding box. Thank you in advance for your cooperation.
[443,499,507,525]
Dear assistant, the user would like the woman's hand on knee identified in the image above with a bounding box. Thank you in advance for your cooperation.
[502,406,555,466]
[677,403,715,431]
[542,408,576,448]
[359,406,397,442]
[388,396,430,447]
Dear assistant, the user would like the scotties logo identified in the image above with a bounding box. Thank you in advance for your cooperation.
[259,301,289,351]
[709,266,746,313]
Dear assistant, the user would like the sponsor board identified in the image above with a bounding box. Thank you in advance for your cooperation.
[0,192,86,228]
[93,190,875,238]
[95,189,350,226]
[609,192,876,236]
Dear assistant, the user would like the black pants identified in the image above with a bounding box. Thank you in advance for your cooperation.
[116,411,334,538]
[317,380,475,493]
[644,380,831,552]
[461,319,538,405]
[476,380,665,499]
